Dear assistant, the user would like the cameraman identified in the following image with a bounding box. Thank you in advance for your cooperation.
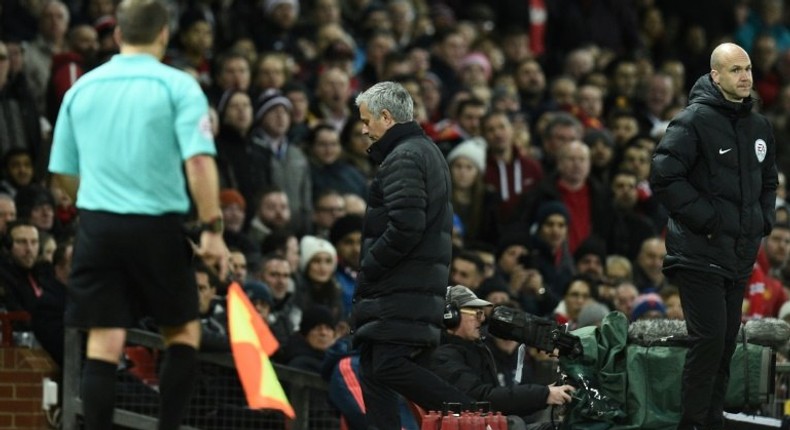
[431,285,575,429]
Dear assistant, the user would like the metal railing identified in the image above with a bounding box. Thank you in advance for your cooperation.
[62,328,333,430]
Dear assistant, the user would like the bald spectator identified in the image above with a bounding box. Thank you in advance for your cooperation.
[564,48,595,82]
[517,140,609,253]
[342,193,366,216]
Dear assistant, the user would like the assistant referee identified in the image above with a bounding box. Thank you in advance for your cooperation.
[48,1,228,429]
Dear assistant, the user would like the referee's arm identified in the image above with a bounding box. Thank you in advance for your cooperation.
[185,153,221,224]
[185,153,229,279]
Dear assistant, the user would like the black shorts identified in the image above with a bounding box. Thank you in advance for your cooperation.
[66,210,199,329]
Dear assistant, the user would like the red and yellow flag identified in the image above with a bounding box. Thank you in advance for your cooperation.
[226,281,295,418]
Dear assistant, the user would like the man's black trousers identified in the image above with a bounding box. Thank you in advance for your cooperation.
[359,341,472,430]
[671,268,746,430]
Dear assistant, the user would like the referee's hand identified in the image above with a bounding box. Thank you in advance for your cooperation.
[194,231,230,280]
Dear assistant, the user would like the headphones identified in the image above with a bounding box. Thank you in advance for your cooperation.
[443,286,460,329]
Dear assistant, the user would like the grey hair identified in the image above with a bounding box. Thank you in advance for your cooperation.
[355,81,413,123]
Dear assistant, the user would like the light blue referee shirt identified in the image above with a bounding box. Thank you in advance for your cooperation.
[49,53,216,215]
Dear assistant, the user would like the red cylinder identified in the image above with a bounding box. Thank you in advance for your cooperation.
[421,410,440,430]
[471,413,485,429]
[440,413,460,430]
[458,412,473,430]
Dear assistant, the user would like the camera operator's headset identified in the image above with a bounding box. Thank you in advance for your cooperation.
[443,286,461,329]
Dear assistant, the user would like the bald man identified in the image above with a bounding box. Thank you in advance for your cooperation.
[650,43,778,429]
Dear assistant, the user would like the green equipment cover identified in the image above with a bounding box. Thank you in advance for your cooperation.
[559,312,772,430]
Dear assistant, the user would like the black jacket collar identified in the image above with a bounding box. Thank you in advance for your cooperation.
[689,74,754,119]
[367,121,425,164]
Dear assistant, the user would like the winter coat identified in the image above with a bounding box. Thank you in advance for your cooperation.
[650,74,778,280]
[352,121,452,347]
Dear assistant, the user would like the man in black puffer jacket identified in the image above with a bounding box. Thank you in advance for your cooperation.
[650,42,778,430]
[352,81,472,429]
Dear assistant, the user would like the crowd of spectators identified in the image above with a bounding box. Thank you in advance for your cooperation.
[4,0,790,427]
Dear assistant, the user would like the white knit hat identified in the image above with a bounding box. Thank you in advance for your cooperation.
[299,235,337,272]
[446,137,487,173]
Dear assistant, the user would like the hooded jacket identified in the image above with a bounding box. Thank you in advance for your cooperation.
[352,121,452,347]
[650,74,777,280]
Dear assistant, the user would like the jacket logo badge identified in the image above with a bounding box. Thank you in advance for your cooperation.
[755,139,767,163]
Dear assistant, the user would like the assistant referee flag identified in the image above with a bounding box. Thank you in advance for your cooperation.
[227,282,295,418]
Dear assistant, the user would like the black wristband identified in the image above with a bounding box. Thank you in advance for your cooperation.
[198,216,224,234]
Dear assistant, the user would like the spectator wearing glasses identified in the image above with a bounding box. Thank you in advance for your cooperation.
[431,285,574,429]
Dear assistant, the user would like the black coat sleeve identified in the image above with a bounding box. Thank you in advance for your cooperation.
[650,110,720,235]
